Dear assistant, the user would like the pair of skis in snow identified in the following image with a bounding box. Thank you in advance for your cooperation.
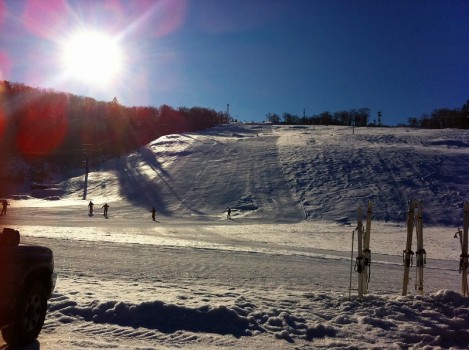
[349,201,372,299]
[348,199,424,298]
[350,200,469,298]
[454,201,469,296]
[402,200,425,296]
[402,200,469,297]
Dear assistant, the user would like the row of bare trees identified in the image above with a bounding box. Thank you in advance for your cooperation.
[266,98,469,129]
[0,81,228,169]
[407,100,469,129]
[266,108,371,127]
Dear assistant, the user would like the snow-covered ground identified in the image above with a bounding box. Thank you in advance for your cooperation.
[1,124,469,349]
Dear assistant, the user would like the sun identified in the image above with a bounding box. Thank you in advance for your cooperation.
[61,30,124,86]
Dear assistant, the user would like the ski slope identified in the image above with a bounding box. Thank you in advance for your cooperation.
[1,124,469,350]
[130,125,304,221]
[277,125,469,225]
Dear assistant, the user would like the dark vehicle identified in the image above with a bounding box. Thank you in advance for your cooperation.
[0,228,57,346]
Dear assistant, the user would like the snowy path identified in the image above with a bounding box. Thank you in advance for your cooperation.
[5,224,462,350]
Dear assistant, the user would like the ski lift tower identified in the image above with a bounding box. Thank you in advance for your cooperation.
[82,143,93,200]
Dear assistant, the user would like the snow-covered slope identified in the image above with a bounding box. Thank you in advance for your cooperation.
[51,124,469,225]
[46,124,304,222]
[2,124,469,350]
[276,125,469,225]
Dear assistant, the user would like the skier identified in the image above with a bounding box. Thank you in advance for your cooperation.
[1,200,9,215]
[150,207,156,221]
[88,201,94,216]
[102,203,109,218]
[227,207,231,219]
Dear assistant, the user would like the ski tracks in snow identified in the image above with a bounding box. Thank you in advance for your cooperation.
[275,125,469,225]
[138,126,304,221]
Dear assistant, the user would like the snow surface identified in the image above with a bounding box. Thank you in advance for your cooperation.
[1,124,469,349]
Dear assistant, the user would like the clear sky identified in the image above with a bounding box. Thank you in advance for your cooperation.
[1,0,468,125]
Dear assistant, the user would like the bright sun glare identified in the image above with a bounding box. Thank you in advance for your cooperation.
[61,30,123,86]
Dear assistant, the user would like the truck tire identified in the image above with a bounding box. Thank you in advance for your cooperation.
[1,280,48,346]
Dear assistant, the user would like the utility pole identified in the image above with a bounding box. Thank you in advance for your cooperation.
[227,104,230,121]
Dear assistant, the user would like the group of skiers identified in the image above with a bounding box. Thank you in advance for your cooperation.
[2,198,228,222]
[88,201,109,218]
[1,198,228,222]
[88,201,158,221]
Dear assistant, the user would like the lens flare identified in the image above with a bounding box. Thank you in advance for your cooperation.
[22,0,68,40]
[0,108,5,140]
[17,96,68,158]
[0,52,10,80]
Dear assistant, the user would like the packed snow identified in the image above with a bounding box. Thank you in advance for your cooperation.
[1,124,469,349]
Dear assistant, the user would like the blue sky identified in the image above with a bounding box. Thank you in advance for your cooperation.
[0,0,468,125]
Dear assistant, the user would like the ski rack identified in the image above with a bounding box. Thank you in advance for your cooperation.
[349,201,372,299]
[402,200,425,296]
[454,201,469,296]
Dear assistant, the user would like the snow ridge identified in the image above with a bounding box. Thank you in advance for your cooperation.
[44,289,469,349]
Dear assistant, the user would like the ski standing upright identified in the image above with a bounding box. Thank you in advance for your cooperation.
[349,201,373,299]
[355,206,365,298]
[362,201,373,295]
[414,200,425,295]
[402,199,425,296]
[454,201,469,296]
[349,202,372,298]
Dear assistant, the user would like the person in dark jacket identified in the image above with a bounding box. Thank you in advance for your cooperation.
[88,201,94,216]
[102,203,109,218]
[1,200,9,216]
